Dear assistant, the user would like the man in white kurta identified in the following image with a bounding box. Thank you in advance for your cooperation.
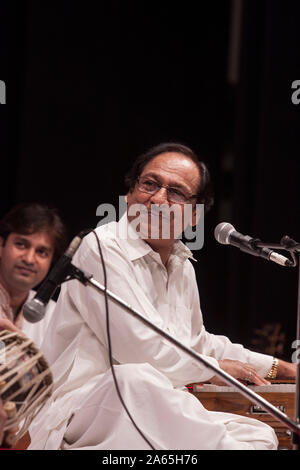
[29,146,291,450]
[29,214,280,450]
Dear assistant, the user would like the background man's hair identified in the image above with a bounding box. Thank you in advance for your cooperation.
[0,202,68,262]
[124,142,214,211]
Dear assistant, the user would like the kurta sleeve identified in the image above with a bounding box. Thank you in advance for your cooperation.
[189,265,273,378]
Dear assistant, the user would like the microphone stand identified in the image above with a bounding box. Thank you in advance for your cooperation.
[64,262,300,443]
[251,236,300,450]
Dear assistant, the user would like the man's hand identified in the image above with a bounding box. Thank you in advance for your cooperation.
[0,399,7,445]
[277,359,297,378]
[0,318,22,334]
[210,359,270,386]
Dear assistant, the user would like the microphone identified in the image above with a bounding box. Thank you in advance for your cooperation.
[214,222,293,267]
[23,230,92,323]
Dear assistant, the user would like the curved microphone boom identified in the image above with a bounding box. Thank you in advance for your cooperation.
[23,230,91,323]
[214,222,293,267]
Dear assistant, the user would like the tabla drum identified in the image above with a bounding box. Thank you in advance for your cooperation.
[0,330,53,447]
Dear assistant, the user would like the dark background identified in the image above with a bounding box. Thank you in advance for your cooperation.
[0,0,299,360]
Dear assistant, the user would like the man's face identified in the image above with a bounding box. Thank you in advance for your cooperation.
[126,152,201,244]
[0,231,54,295]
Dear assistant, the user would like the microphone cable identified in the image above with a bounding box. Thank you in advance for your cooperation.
[91,230,156,450]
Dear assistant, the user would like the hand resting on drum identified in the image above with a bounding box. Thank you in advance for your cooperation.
[0,399,6,445]
[0,318,23,334]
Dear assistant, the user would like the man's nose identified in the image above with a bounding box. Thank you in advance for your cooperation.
[150,187,169,205]
[22,248,36,264]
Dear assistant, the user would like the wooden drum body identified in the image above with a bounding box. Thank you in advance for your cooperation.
[0,330,53,448]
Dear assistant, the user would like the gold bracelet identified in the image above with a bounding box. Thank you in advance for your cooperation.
[266,357,279,379]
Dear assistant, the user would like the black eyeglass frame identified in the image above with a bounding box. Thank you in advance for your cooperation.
[136,176,199,203]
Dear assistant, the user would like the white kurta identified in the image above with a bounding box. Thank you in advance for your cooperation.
[28,215,277,450]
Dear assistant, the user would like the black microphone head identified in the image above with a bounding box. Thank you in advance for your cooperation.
[214,222,236,245]
[23,298,46,323]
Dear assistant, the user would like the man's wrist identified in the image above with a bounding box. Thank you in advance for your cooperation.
[266,357,279,379]
[275,358,297,378]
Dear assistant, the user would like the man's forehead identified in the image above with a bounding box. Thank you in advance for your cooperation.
[10,231,54,249]
[141,152,201,188]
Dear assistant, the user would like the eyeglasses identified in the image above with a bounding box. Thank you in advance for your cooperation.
[136,177,198,204]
